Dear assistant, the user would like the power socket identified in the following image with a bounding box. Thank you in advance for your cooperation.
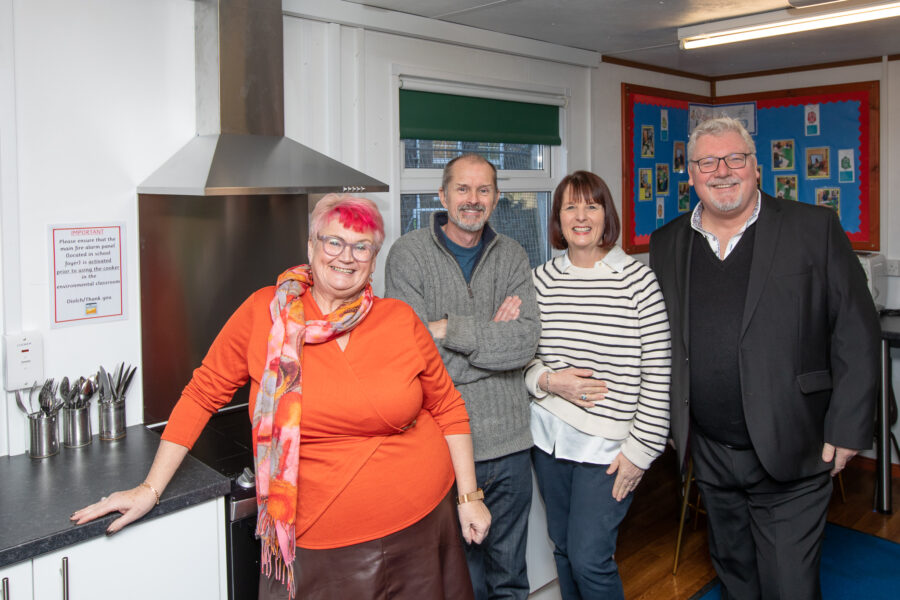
[3,331,44,391]
[887,259,900,277]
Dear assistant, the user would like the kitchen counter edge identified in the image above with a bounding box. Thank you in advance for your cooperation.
[0,424,231,568]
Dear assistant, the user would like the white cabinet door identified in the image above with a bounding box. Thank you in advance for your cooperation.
[32,499,224,600]
[0,561,33,600]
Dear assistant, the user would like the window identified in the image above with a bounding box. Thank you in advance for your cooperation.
[398,88,563,267]
[400,140,552,267]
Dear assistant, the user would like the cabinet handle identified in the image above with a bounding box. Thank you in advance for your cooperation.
[2,576,9,600]
[62,556,69,600]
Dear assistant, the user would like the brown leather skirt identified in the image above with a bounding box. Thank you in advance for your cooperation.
[259,493,473,600]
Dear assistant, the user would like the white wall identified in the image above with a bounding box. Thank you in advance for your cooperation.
[0,0,195,455]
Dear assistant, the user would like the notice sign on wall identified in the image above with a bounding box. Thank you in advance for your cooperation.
[50,223,126,326]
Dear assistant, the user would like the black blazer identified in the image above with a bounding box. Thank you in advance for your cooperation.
[649,193,880,481]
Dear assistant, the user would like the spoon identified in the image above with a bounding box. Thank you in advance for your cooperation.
[78,377,95,409]
[59,377,71,406]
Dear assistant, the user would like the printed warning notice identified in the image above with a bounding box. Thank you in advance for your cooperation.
[50,223,126,326]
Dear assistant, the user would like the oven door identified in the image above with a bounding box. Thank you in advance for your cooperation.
[227,488,260,600]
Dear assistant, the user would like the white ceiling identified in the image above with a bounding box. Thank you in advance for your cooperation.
[346,0,900,77]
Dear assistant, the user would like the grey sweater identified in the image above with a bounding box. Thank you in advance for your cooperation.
[385,212,540,461]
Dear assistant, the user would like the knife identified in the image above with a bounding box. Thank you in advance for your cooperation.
[98,366,110,403]
[118,366,137,400]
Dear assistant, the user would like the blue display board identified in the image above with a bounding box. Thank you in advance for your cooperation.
[621,82,879,253]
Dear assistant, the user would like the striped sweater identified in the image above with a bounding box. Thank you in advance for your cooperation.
[524,247,671,469]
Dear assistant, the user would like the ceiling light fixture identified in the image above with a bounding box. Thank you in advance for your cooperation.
[678,1,900,49]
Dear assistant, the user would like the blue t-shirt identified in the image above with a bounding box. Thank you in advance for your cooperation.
[439,228,483,283]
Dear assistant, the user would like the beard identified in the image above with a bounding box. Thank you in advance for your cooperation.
[448,204,488,232]
[702,179,748,213]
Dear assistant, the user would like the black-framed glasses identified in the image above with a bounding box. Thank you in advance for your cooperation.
[316,235,376,262]
[691,153,753,173]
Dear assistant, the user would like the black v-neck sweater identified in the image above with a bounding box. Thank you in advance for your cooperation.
[688,224,757,448]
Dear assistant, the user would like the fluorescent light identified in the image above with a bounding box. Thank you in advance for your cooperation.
[679,1,900,49]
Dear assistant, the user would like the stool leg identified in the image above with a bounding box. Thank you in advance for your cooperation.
[692,487,703,530]
[673,460,694,575]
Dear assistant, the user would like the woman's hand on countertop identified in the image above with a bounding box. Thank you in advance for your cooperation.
[70,484,158,535]
[458,500,491,545]
[546,368,608,408]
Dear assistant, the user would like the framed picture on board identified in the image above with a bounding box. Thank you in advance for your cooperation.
[673,141,686,173]
[639,168,652,201]
[815,187,840,213]
[775,174,798,201]
[678,181,691,212]
[771,139,795,170]
[806,147,830,179]
[655,164,669,195]
[641,125,654,157]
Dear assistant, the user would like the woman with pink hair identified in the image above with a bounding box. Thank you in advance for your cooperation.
[73,194,490,599]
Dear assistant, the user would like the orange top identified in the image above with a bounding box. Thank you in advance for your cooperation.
[162,288,470,549]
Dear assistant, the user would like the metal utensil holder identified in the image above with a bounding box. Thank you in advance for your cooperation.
[62,406,92,447]
[28,413,59,458]
[99,401,126,441]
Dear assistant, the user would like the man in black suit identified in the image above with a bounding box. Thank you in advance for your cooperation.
[649,117,879,599]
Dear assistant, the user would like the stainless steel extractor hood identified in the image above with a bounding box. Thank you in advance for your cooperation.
[138,0,387,196]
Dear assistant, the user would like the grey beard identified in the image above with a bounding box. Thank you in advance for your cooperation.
[449,210,487,232]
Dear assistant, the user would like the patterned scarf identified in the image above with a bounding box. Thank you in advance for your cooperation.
[253,264,374,597]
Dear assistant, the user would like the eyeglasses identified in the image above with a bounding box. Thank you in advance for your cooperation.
[691,153,753,173]
[316,235,376,262]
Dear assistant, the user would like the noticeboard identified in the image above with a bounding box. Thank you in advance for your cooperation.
[621,81,879,253]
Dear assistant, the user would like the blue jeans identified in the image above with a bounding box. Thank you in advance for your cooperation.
[464,450,532,600]
[532,447,633,600]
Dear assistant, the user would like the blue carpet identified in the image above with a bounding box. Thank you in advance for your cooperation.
[691,523,900,600]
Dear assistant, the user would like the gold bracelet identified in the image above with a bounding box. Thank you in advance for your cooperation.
[457,488,485,505]
[140,482,160,505]
[544,370,552,394]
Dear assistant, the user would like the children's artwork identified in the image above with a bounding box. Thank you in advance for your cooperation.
[673,141,686,173]
[806,147,830,179]
[656,196,665,227]
[771,139,794,170]
[678,181,691,212]
[815,187,840,213]
[660,109,669,141]
[655,163,669,195]
[775,174,798,201]
[805,104,820,136]
[688,101,757,134]
[838,149,855,183]
[639,168,652,201]
[641,125,655,157]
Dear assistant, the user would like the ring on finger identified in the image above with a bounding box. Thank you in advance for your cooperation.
[580,394,587,401]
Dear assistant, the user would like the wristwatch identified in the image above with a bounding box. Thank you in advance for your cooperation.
[457,488,485,505]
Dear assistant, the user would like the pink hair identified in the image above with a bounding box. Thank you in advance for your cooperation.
[309,194,385,248]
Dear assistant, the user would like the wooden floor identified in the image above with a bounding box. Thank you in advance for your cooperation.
[613,448,900,600]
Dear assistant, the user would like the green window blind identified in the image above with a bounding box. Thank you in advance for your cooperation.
[399,89,561,145]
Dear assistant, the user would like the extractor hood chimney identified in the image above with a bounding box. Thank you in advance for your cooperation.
[138,0,387,196]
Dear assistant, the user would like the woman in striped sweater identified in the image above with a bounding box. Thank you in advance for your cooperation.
[525,171,671,600]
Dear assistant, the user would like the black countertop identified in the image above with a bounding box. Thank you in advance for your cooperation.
[0,425,230,568]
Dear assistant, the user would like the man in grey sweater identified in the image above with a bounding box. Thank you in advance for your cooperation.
[385,153,540,600]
